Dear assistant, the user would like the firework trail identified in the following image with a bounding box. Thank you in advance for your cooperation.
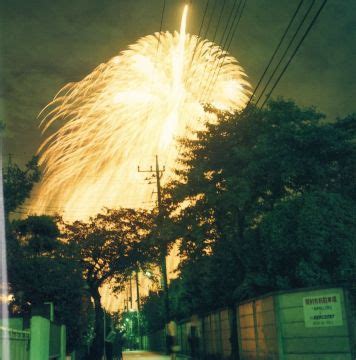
[30,6,250,221]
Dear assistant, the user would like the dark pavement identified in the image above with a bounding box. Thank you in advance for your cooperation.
[123,351,170,360]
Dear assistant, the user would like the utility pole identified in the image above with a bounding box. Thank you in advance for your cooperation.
[125,285,129,311]
[103,310,107,360]
[129,275,133,309]
[7,153,12,166]
[135,271,141,312]
[135,270,143,349]
[138,155,170,334]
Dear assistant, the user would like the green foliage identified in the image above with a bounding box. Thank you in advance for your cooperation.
[63,208,156,291]
[160,99,355,316]
[63,208,155,359]
[3,156,40,216]
[3,158,91,352]
[8,215,87,352]
[141,291,165,334]
[11,215,60,253]
[243,191,356,292]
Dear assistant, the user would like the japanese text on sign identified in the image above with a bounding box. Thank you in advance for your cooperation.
[303,293,343,327]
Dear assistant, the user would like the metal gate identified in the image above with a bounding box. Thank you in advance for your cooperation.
[0,326,30,360]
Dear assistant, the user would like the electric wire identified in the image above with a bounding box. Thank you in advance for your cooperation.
[219,0,243,48]
[260,0,328,108]
[211,0,228,42]
[199,0,244,103]
[202,0,219,39]
[183,0,212,94]
[255,0,317,107]
[246,0,305,106]
[185,0,240,100]
[197,0,211,37]
[155,0,166,55]
[224,0,247,53]
[168,0,220,169]
[139,0,167,183]
[195,0,223,85]
[175,0,247,170]
[202,0,247,103]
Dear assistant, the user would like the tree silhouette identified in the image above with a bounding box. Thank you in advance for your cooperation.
[63,208,155,359]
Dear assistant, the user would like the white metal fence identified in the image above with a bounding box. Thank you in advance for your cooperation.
[0,326,30,360]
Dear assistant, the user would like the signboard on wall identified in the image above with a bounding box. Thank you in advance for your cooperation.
[303,294,343,327]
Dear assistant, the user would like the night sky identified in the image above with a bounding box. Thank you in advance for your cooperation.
[1,0,355,165]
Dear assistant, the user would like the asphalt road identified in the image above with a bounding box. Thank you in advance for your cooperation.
[123,351,170,360]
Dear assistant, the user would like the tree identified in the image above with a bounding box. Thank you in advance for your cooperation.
[63,208,155,360]
[141,291,165,334]
[10,214,60,252]
[3,156,92,353]
[165,99,355,310]
[3,156,40,217]
[8,215,87,353]
[242,191,356,293]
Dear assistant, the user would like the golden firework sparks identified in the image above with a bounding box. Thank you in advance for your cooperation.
[29,4,251,312]
[29,5,250,222]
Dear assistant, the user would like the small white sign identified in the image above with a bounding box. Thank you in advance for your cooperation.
[303,293,343,327]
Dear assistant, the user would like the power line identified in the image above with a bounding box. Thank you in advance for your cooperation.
[224,0,247,53]
[211,0,228,42]
[183,0,214,95]
[183,0,242,108]
[184,0,211,69]
[8,4,169,221]
[199,0,241,102]
[199,0,236,102]
[246,0,305,106]
[155,0,167,55]
[140,0,167,167]
[196,0,211,38]
[16,198,155,215]
[255,0,317,107]
[193,0,221,96]
[202,0,247,103]
[202,0,219,40]
[164,0,223,170]
[260,0,328,108]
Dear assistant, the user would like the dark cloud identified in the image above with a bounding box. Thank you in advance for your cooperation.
[1,0,355,164]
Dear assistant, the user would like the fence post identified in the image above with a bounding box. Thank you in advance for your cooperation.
[229,305,240,360]
[344,287,356,360]
[60,324,66,360]
[273,295,285,360]
[218,311,223,356]
[29,315,50,360]
[201,316,206,359]
[252,301,259,358]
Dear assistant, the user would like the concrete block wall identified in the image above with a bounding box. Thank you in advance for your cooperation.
[237,286,354,360]
[276,287,352,360]
[220,309,232,357]
[255,296,278,359]
[144,286,355,360]
[175,309,233,359]
[238,301,257,358]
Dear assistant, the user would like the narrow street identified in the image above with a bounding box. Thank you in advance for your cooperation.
[3,1,355,360]
[123,351,170,360]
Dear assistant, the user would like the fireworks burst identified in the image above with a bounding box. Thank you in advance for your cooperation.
[30,5,250,221]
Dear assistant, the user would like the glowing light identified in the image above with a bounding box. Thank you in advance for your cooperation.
[31,6,249,220]
[29,5,250,221]
[28,5,250,312]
